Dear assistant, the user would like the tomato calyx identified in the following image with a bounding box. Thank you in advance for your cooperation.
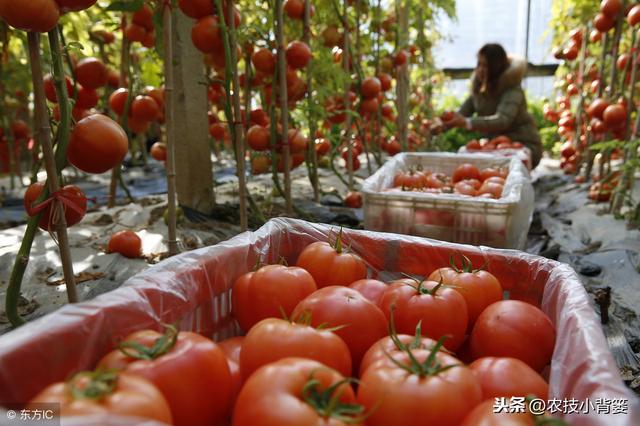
[292,310,347,333]
[118,324,178,360]
[384,334,458,378]
[400,273,449,296]
[301,374,365,423]
[68,370,118,401]
[448,253,488,273]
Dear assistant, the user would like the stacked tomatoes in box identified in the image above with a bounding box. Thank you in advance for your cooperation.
[460,135,532,170]
[26,233,559,426]
[390,162,509,199]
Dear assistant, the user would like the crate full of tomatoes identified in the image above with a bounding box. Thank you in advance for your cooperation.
[0,219,636,425]
[458,135,533,170]
[362,152,534,249]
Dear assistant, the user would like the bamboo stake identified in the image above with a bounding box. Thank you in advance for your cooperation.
[585,32,610,180]
[343,0,354,191]
[27,32,78,305]
[373,0,383,166]
[227,0,248,231]
[215,0,248,230]
[611,28,640,215]
[571,25,589,156]
[303,0,320,202]
[396,0,409,151]
[275,0,292,214]
[163,1,179,254]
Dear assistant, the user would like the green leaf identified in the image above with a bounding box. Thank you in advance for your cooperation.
[64,41,84,52]
[107,0,144,12]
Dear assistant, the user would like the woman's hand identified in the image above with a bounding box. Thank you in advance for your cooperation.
[442,112,469,129]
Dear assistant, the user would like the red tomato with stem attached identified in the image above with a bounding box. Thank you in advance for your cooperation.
[239,318,352,380]
[296,232,367,287]
[470,300,556,372]
[357,348,482,426]
[378,279,468,351]
[98,327,233,426]
[291,286,388,372]
[231,264,317,333]
[28,370,172,423]
[233,358,363,426]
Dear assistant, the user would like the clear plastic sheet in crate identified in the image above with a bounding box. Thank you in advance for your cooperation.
[0,219,637,425]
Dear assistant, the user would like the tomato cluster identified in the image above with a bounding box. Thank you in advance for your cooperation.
[27,234,559,425]
[0,0,97,33]
[390,163,509,199]
[465,135,525,152]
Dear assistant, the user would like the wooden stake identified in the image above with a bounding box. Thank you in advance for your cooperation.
[30,32,77,303]
[343,0,354,191]
[163,2,179,254]
[275,0,292,214]
[304,0,320,202]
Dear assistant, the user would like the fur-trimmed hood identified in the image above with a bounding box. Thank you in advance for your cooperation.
[497,55,527,93]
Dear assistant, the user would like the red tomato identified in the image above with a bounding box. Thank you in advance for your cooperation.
[361,76,382,99]
[233,357,362,426]
[28,371,172,423]
[378,279,468,351]
[344,191,363,208]
[191,15,223,54]
[428,263,503,327]
[24,182,87,231]
[296,235,367,288]
[56,0,97,12]
[378,73,392,91]
[231,264,317,333]
[131,95,161,122]
[68,114,128,174]
[240,318,352,380]
[98,328,233,426]
[0,0,59,33]
[252,48,276,74]
[359,333,441,376]
[285,40,312,69]
[348,279,387,306]
[75,57,108,89]
[178,0,214,19]
[292,286,388,372]
[461,400,535,426]
[132,4,153,30]
[357,348,482,426]
[246,125,270,151]
[75,86,99,109]
[470,357,549,400]
[218,336,244,406]
[478,181,504,199]
[43,74,73,103]
[466,139,482,150]
[454,182,479,196]
[470,300,556,372]
[107,230,142,258]
[453,163,481,183]
[150,142,167,162]
[109,88,129,116]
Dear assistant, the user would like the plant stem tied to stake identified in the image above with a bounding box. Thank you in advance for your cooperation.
[276,0,293,214]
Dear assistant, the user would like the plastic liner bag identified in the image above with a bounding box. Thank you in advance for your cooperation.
[458,145,533,170]
[0,218,637,426]
[361,152,535,250]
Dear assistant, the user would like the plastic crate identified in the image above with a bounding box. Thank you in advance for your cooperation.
[362,152,534,249]
[0,219,637,425]
[458,145,533,170]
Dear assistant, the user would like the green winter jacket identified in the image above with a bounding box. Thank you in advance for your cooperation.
[458,57,543,167]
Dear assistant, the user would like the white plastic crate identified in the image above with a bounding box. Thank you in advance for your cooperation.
[362,152,534,249]
[458,145,533,170]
